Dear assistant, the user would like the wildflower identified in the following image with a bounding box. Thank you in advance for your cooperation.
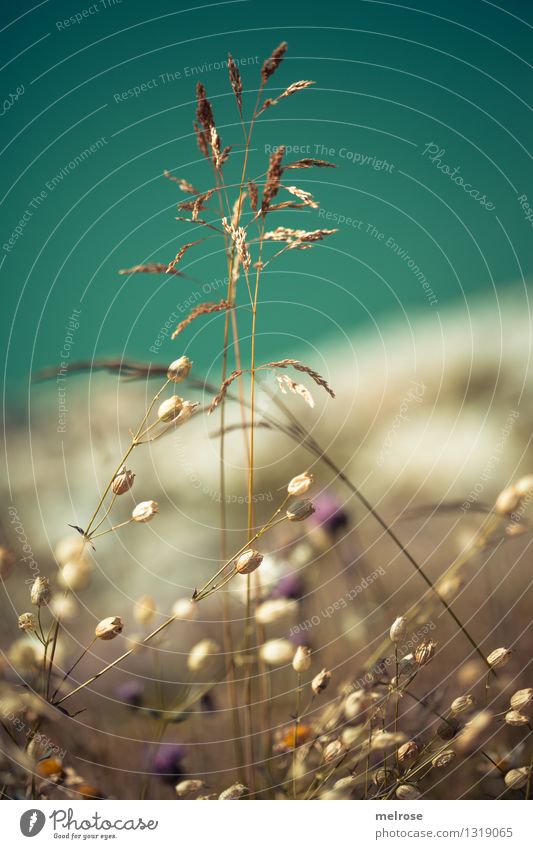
[133,594,156,627]
[157,395,183,422]
[286,499,315,521]
[487,647,511,668]
[259,638,294,666]
[255,597,297,625]
[396,784,421,800]
[30,576,50,607]
[219,782,247,799]
[167,356,192,382]
[450,694,474,714]
[390,616,407,644]
[116,680,144,708]
[397,741,419,765]
[187,638,219,672]
[132,501,158,522]
[505,710,529,726]
[292,645,311,673]
[18,612,36,632]
[111,466,135,495]
[504,767,530,790]
[311,668,331,695]
[415,640,436,666]
[235,549,263,574]
[172,598,198,620]
[287,472,313,496]
[311,492,349,536]
[510,688,533,712]
[153,744,186,783]
[95,616,123,640]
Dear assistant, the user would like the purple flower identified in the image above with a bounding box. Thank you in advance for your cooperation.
[115,680,144,708]
[270,572,304,600]
[152,744,186,783]
[312,492,349,536]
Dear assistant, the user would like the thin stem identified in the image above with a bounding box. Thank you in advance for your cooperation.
[293,671,302,798]
[51,637,96,702]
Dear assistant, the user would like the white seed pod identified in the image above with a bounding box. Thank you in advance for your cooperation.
[172,598,198,620]
[111,465,135,495]
[487,647,511,668]
[30,576,50,606]
[95,616,123,640]
[287,472,313,497]
[494,486,521,516]
[286,499,315,522]
[133,594,156,627]
[311,668,331,695]
[157,395,183,422]
[235,549,263,574]
[187,638,220,672]
[167,356,192,382]
[431,750,456,768]
[514,475,533,498]
[371,731,407,751]
[323,739,345,763]
[292,645,311,673]
[18,613,36,632]
[259,638,294,666]
[0,545,16,579]
[58,560,92,592]
[175,779,205,798]
[397,741,419,765]
[132,501,158,522]
[389,616,407,643]
[175,400,198,424]
[414,640,436,666]
[396,784,421,800]
[505,710,529,726]
[451,694,474,714]
[255,597,297,625]
[218,782,247,800]
[504,767,530,790]
[510,688,533,712]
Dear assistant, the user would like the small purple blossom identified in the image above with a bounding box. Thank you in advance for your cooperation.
[312,492,349,536]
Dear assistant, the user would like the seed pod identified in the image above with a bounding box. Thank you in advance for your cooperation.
[431,749,456,768]
[504,767,530,790]
[95,616,123,640]
[389,616,407,644]
[111,466,135,495]
[133,594,156,627]
[255,597,297,625]
[259,638,294,666]
[323,739,345,762]
[286,499,315,521]
[219,782,247,800]
[235,549,263,574]
[373,767,397,786]
[175,400,198,424]
[172,598,198,620]
[450,694,474,714]
[157,395,183,422]
[18,612,36,632]
[505,710,529,726]
[187,638,219,672]
[396,784,421,800]
[487,647,511,668]
[514,475,533,497]
[415,640,436,666]
[292,645,311,673]
[510,688,533,712]
[167,356,192,382]
[494,486,521,516]
[175,779,205,798]
[0,545,16,579]
[397,741,419,765]
[311,668,331,695]
[287,472,313,497]
[132,501,158,522]
[30,576,50,607]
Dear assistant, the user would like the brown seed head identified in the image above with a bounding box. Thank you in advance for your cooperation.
[111,466,135,495]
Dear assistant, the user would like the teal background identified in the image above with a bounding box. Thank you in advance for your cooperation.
[1,0,532,403]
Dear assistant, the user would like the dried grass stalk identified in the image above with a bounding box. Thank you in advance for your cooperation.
[284,185,318,208]
[266,359,335,398]
[261,80,315,112]
[193,120,209,159]
[263,227,337,245]
[262,146,285,213]
[261,41,288,83]
[209,369,243,413]
[166,240,203,273]
[277,374,315,408]
[283,158,336,170]
[228,54,243,111]
[172,300,232,339]
[196,82,215,132]
[222,217,251,270]
[118,263,183,276]
[248,181,258,211]
[163,170,199,195]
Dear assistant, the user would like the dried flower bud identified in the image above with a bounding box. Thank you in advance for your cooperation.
[287,472,313,497]
[415,640,436,666]
[0,545,16,579]
[373,767,397,786]
[514,475,533,498]
[255,597,297,624]
[175,400,198,424]
[396,784,421,800]
[451,694,474,714]
[134,594,156,627]
[292,645,311,673]
[172,598,198,620]
[18,612,36,632]
[30,576,50,607]
[235,549,263,574]
[494,486,521,516]
[95,616,123,640]
[311,668,331,695]
[175,779,205,798]
[510,688,533,712]
[286,499,315,521]
[132,501,158,522]
[187,638,219,672]
[259,638,294,666]
[157,395,183,422]
[323,739,345,762]
[505,710,529,726]
[504,767,530,790]
[218,782,247,800]
[111,465,135,495]
[397,741,419,765]
[431,750,456,768]
[167,356,192,382]
[390,616,407,643]
[487,647,511,668]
